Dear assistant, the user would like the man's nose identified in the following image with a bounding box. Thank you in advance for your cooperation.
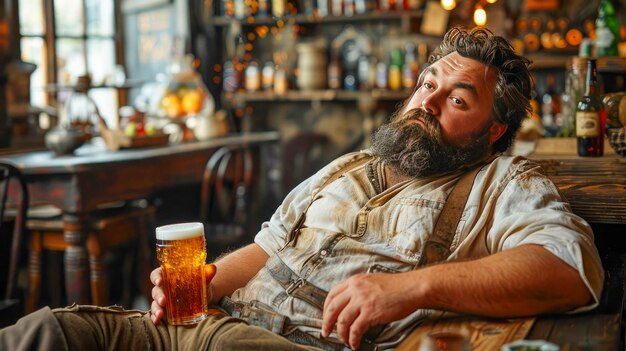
[421,94,440,116]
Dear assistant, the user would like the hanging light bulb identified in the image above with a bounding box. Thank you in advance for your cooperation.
[473,4,487,26]
[440,0,456,10]
[486,0,497,3]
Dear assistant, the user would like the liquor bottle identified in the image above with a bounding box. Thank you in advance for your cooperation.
[576,59,605,157]
[541,74,561,136]
[402,43,418,90]
[388,49,403,91]
[272,0,286,17]
[327,48,342,90]
[595,0,620,57]
[357,55,371,90]
[262,61,275,91]
[317,0,329,17]
[375,59,388,90]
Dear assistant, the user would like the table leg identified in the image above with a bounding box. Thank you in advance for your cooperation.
[62,213,90,305]
[88,238,108,306]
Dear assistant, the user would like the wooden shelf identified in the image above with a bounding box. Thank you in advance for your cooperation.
[224,89,410,102]
[44,79,144,92]
[212,10,425,27]
[527,55,626,72]
[527,54,570,70]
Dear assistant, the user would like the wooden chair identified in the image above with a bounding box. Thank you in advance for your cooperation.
[0,162,29,327]
[25,202,156,312]
[282,131,329,194]
[200,145,254,258]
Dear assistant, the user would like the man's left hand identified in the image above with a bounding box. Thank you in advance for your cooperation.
[321,272,418,349]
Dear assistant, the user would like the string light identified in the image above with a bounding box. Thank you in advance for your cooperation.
[473,4,487,26]
[440,0,456,11]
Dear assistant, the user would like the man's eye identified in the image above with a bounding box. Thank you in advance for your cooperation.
[451,97,463,105]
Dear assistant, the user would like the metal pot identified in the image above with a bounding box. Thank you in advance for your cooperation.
[44,127,86,155]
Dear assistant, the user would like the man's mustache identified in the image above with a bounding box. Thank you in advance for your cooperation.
[397,108,441,139]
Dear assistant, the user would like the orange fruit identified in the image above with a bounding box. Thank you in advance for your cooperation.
[181,89,204,114]
[162,94,183,118]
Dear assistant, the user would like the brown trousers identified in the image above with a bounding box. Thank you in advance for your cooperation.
[0,304,321,351]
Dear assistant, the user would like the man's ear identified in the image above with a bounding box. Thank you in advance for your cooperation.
[488,122,507,145]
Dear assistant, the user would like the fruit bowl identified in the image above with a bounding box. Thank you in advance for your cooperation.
[98,114,168,151]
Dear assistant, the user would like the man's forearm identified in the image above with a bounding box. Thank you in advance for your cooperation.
[209,243,270,304]
[412,244,592,317]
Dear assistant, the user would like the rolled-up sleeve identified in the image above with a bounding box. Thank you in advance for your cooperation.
[487,164,604,312]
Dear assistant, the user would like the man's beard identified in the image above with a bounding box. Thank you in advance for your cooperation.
[370,108,491,178]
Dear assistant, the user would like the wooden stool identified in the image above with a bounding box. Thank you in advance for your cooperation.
[25,203,155,313]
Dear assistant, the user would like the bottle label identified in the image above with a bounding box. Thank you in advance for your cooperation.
[595,28,615,49]
[576,111,600,137]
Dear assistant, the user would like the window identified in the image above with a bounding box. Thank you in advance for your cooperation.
[18,0,121,127]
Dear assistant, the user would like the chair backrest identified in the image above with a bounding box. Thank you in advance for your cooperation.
[200,146,254,255]
[282,131,329,194]
[0,162,29,302]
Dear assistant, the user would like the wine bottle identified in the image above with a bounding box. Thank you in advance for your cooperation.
[576,59,605,157]
[595,0,620,57]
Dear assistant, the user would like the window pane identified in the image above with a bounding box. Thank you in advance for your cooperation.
[87,38,115,85]
[55,0,84,36]
[86,0,114,36]
[19,0,44,35]
[90,89,118,128]
[20,37,48,107]
[57,39,86,83]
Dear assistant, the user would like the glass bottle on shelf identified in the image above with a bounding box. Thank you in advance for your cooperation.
[560,57,586,137]
[540,74,561,137]
[402,43,418,90]
[328,47,343,90]
[317,0,329,17]
[595,0,619,57]
[245,61,262,92]
[576,59,605,156]
[262,61,275,91]
[388,49,403,91]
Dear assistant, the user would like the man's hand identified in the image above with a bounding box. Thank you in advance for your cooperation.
[149,264,217,324]
[321,272,418,349]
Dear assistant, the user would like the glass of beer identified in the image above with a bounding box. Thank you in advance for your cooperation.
[156,222,208,325]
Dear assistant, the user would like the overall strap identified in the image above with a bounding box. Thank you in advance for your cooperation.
[284,154,373,246]
[415,161,486,267]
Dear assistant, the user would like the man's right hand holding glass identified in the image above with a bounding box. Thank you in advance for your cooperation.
[150,264,217,324]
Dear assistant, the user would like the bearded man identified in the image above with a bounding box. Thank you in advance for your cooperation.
[1,27,603,351]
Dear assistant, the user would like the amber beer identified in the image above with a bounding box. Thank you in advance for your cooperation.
[156,222,208,325]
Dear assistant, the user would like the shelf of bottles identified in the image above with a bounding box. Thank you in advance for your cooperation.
[224,89,411,102]
[214,10,431,27]
[215,0,428,25]
[213,0,434,105]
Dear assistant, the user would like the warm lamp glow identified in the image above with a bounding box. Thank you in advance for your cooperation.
[486,0,497,3]
[441,0,456,10]
[473,5,487,26]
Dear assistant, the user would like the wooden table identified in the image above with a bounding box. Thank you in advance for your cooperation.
[0,132,280,305]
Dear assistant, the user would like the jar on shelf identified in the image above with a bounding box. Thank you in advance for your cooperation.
[151,54,221,141]
[297,42,327,90]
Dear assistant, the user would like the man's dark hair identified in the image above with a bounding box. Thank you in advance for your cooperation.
[428,26,532,154]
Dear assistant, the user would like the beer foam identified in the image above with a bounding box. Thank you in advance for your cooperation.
[156,222,204,240]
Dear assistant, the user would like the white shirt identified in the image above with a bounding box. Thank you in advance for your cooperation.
[231,151,604,347]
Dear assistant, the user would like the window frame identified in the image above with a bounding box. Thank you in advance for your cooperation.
[17,0,126,119]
